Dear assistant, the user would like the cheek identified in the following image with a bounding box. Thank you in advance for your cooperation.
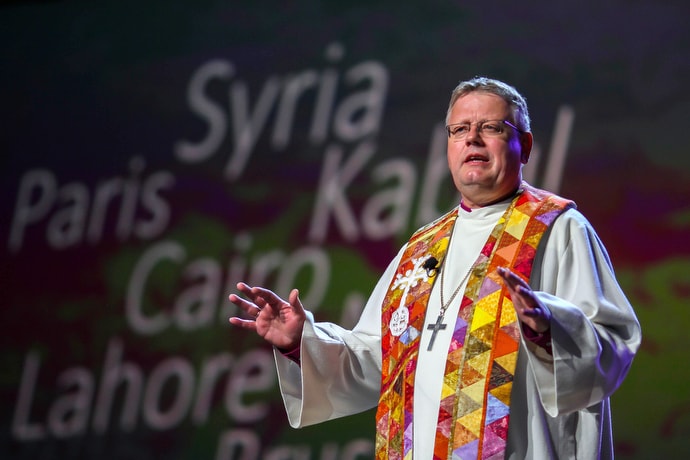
[449,155,467,175]
[495,141,523,170]
[447,144,461,167]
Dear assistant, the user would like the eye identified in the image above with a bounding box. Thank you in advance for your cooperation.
[450,124,469,136]
[481,122,502,134]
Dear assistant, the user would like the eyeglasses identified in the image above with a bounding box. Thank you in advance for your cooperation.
[445,119,523,140]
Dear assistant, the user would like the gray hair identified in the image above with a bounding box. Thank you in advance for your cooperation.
[445,77,531,132]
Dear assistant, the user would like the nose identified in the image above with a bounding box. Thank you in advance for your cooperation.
[464,125,483,145]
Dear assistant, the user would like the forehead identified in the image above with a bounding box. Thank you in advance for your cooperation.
[448,92,511,122]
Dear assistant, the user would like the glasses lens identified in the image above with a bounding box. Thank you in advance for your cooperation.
[447,120,508,139]
[480,122,503,136]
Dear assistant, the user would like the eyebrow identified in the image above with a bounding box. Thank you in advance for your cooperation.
[447,118,507,125]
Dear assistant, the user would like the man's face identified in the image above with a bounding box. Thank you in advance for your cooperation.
[446,92,532,208]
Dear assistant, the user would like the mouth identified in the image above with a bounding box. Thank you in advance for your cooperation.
[464,153,489,163]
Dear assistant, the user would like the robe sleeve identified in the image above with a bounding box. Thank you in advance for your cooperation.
[525,208,642,416]
[274,246,406,427]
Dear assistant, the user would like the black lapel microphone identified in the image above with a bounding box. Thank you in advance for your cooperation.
[423,256,440,277]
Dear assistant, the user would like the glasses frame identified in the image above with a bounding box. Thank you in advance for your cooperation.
[445,119,524,139]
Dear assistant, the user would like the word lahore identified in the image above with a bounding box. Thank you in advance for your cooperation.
[13,339,275,437]
[13,339,374,459]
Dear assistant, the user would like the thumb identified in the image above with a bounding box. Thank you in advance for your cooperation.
[288,288,304,312]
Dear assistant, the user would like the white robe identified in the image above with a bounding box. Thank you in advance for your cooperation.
[274,200,641,459]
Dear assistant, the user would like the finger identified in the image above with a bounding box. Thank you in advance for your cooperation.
[288,288,304,312]
[497,267,529,289]
[228,293,259,314]
[228,317,259,329]
[518,304,542,318]
[232,283,262,307]
[234,281,275,305]
[248,285,288,308]
[235,282,254,296]
[513,284,534,301]
[497,267,517,287]
[511,285,539,310]
[515,286,551,317]
[498,270,523,303]
[228,294,264,324]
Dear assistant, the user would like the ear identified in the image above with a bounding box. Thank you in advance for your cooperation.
[519,132,533,164]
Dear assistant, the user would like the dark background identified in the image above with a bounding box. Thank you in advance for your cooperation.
[2,1,689,458]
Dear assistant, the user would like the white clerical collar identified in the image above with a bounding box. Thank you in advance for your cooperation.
[458,194,514,220]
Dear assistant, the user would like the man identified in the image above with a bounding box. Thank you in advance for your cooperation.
[229,77,641,459]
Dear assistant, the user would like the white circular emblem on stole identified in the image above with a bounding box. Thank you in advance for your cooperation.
[389,306,409,336]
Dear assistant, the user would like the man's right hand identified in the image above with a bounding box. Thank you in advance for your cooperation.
[228,282,306,351]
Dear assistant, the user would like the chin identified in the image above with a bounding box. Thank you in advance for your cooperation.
[458,174,490,188]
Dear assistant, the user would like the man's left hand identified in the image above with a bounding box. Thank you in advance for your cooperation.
[497,267,551,333]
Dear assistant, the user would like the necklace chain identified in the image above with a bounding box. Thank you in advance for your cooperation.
[439,255,473,318]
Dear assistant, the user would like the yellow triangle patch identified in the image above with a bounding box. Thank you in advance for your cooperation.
[462,379,489,404]
[499,303,517,326]
[506,210,529,238]
[490,382,513,406]
[470,304,495,331]
[457,409,484,437]
[495,351,518,373]
[467,350,491,374]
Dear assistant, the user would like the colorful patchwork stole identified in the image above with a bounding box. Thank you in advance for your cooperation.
[375,183,574,460]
